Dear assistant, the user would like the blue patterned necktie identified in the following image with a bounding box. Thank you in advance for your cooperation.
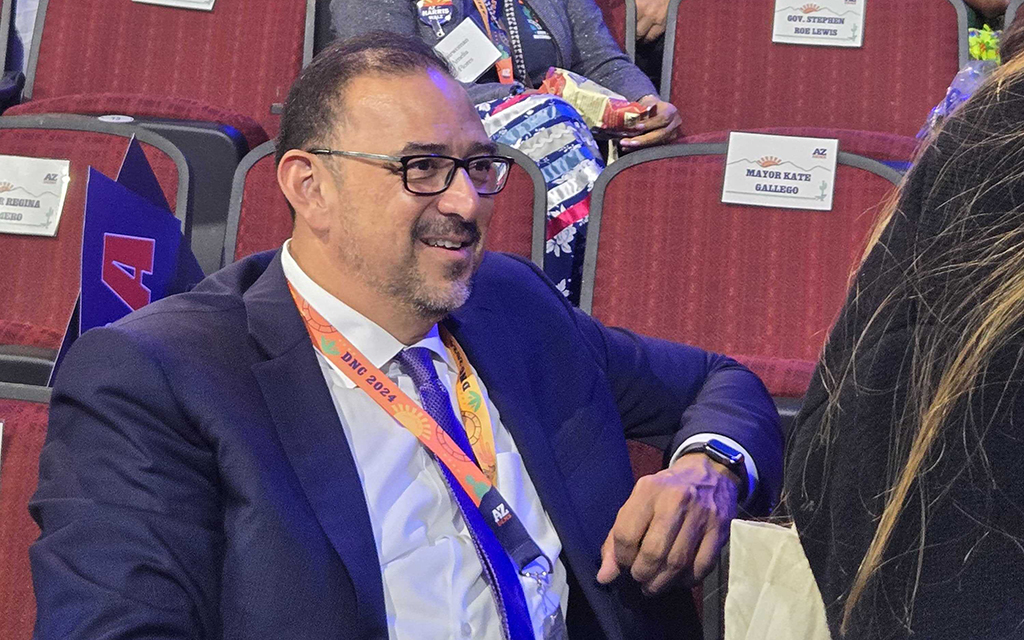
[395,347,536,640]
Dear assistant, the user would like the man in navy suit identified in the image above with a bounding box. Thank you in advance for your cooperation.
[31,33,782,639]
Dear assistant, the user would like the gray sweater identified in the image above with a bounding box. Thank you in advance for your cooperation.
[329,0,658,103]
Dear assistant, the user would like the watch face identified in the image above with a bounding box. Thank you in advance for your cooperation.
[707,439,743,466]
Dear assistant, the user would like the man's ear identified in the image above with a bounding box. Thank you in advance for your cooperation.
[277,149,333,231]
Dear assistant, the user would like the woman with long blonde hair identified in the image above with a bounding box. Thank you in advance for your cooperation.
[786,50,1024,638]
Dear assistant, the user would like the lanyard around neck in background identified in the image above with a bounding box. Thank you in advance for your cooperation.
[471,0,517,83]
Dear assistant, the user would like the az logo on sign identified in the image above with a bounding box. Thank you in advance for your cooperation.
[101,233,156,311]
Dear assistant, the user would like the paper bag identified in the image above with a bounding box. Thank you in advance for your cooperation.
[725,520,831,640]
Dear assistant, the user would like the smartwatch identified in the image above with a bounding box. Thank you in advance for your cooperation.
[679,438,749,503]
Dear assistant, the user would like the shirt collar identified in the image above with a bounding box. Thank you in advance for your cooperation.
[281,240,457,387]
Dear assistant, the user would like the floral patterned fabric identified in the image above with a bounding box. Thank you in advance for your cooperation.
[477,93,604,304]
[969,24,1001,62]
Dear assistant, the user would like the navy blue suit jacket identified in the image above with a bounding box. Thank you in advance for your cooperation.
[31,250,782,640]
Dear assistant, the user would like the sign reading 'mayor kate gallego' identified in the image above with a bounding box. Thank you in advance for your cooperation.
[0,155,71,237]
[721,132,839,212]
[772,0,865,48]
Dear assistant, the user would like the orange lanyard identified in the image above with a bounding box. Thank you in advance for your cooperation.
[289,284,499,498]
[471,0,496,41]
[471,0,515,83]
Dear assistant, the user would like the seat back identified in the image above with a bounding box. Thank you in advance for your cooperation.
[23,0,314,137]
[225,141,292,264]
[1008,0,1024,32]
[486,144,545,265]
[0,115,189,350]
[0,382,51,640]
[626,439,662,479]
[581,132,902,397]
[683,127,924,180]
[226,141,546,267]
[682,127,922,163]
[661,0,968,137]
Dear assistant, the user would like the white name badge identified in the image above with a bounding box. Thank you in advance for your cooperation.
[772,0,865,48]
[132,0,216,10]
[433,18,502,83]
[0,155,71,237]
[721,132,839,211]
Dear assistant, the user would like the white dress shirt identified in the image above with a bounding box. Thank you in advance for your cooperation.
[282,241,568,640]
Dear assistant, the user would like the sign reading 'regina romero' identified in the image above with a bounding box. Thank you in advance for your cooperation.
[0,155,71,237]
[721,132,839,212]
[772,0,866,48]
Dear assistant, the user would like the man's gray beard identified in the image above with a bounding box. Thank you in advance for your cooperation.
[409,278,472,319]
[384,259,474,320]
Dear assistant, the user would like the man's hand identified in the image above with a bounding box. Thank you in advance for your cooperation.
[636,0,670,43]
[596,452,739,595]
[620,96,682,149]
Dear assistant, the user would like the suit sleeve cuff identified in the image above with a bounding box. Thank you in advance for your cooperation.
[669,434,759,510]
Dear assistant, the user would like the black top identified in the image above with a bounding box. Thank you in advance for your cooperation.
[473,0,558,87]
[787,74,1024,639]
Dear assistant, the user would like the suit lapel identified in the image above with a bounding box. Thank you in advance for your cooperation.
[245,254,387,636]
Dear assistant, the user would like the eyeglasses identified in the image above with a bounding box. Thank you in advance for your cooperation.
[307,149,513,196]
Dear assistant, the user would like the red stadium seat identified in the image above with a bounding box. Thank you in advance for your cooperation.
[18,0,312,139]
[580,131,903,399]
[225,141,292,264]
[661,0,968,137]
[8,95,267,151]
[0,115,189,352]
[225,141,546,268]
[10,0,311,271]
[7,99,265,273]
[486,145,546,264]
[626,439,663,479]
[0,382,52,640]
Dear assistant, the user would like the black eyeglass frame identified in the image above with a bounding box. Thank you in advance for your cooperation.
[306,149,514,196]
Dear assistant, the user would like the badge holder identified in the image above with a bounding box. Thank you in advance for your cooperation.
[418,0,454,37]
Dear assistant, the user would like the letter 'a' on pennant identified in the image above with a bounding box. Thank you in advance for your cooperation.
[79,168,183,335]
[49,138,205,384]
